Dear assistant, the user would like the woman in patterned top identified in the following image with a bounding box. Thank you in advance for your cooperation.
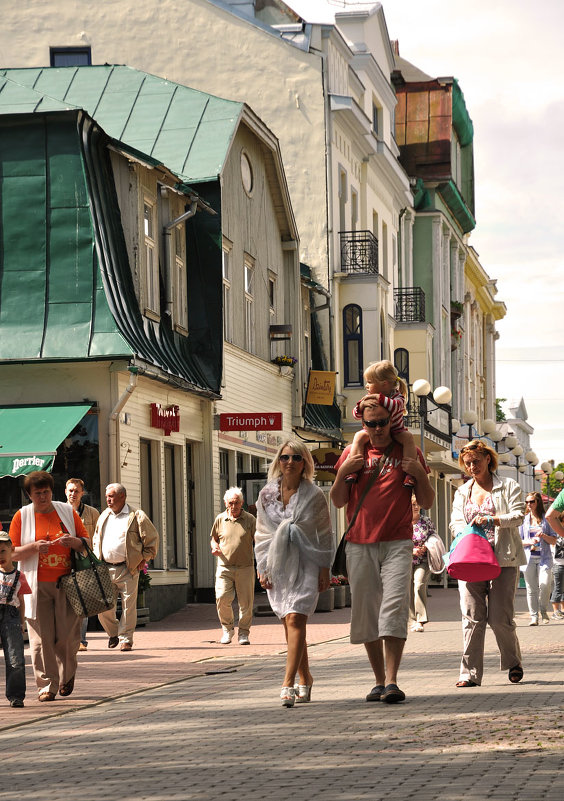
[409,496,437,632]
[450,440,525,688]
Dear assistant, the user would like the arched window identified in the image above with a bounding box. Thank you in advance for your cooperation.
[343,304,363,387]
[394,348,409,386]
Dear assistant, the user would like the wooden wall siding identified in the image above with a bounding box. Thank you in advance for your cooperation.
[110,153,143,304]
[221,125,293,362]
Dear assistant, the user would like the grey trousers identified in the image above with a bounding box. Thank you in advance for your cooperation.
[458,566,522,685]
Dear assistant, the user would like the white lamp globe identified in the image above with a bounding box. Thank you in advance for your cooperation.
[489,430,503,443]
[433,386,452,404]
[413,379,431,397]
[541,462,552,473]
[512,445,524,457]
[554,471,564,482]
[482,419,496,434]
[499,452,510,464]
[505,435,518,449]
[518,465,527,473]
[451,418,461,433]
[462,409,478,425]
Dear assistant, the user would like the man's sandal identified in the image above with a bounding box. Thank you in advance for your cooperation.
[456,680,478,687]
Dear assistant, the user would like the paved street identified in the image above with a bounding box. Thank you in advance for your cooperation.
[1,588,563,800]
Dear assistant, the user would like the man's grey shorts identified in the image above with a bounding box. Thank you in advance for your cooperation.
[346,540,413,643]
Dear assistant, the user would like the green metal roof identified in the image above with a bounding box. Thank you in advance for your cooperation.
[0,66,244,182]
[0,403,92,477]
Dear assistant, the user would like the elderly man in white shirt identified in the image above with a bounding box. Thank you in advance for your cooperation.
[92,483,159,651]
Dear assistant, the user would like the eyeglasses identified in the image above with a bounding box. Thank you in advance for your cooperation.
[525,499,535,504]
[363,417,391,429]
[279,454,303,463]
[461,443,484,453]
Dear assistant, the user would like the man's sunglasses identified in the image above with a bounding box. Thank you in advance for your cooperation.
[362,417,390,429]
[279,454,304,462]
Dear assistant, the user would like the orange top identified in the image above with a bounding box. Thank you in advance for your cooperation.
[10,508,89,582]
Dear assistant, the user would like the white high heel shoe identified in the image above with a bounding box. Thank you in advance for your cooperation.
[294,684,312,703]
[280,686,295,707]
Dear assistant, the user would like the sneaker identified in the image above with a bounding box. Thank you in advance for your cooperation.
[238,633,250,645]
[10,699,24,708]
[220,630,234,644]
[551,612,564,620]
[529,617,538,626]
[78,642,88,652]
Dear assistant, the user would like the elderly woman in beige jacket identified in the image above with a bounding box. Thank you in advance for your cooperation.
[450,440,525,688]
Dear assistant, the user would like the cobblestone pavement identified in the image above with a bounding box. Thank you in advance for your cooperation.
[0,588,562,800]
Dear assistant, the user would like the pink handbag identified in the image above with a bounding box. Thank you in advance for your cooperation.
[445,523,501,582]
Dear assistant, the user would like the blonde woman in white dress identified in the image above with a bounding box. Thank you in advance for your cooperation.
[255,441,334,707]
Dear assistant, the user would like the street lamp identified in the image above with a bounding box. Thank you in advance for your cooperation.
[511,444,524,479]
[412,379,452,456]
[462,409,478,440]
[525,451,539,492]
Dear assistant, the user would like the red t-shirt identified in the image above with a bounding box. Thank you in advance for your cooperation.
[336,442,429,544]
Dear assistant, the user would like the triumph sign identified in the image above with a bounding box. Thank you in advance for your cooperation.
[219,413,283,431]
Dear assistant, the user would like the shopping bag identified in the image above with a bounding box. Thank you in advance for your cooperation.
[58,542,115,616]
[444,523,501,582]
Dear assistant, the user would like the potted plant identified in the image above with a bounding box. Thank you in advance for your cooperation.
[331,575,346,608]
[451,328,463,351]
[271,355,297,367]
[315,583,335,612]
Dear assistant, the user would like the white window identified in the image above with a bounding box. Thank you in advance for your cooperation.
[171,224,188,333]
[268,273,276,316]
[244,257,255,353]
[143,199,159,317]
[222,240,233,343]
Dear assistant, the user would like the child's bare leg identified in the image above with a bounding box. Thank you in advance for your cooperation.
[345,429,369,483]
[394,430,417,486]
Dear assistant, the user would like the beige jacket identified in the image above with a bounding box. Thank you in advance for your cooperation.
[93,506,159,574]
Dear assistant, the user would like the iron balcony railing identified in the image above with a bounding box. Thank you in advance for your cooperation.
[339,230,378,274]
[394,287,426,323]
[405,387,453,447]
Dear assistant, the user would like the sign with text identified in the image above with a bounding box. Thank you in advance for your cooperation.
[311,447,343,482]
[306,371,336,406]
[219,413,283,431]
[150,403,180,436]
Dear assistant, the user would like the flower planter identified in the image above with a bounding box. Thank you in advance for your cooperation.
[315,587,334,612]
[333,585,346,608]
[344,584,351,607]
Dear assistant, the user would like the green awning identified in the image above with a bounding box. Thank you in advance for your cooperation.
[0,403,93,478]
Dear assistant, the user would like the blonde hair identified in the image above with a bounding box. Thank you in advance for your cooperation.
[267,440,315,483]
[458,440,499,473]
[363,360,407,401]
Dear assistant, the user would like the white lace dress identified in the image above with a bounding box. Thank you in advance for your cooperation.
[255,479,333,619]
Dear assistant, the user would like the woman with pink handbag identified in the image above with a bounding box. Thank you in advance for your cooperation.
[450,440,526,688]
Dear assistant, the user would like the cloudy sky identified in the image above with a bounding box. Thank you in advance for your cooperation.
[290,0,564,465]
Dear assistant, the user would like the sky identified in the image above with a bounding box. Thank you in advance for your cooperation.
[289,0,564,465]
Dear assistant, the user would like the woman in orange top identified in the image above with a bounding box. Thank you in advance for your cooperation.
[10,471,88,702]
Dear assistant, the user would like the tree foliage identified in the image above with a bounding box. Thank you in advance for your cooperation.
[496,398,506,422]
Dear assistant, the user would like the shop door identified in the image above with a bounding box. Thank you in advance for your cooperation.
[237,472,267,518]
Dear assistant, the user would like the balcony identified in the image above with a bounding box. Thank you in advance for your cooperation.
[394,287,425,323]
[339,230,378,275]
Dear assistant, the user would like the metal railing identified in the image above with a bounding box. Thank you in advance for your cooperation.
[394,287,425,322]
[339,230,378,274]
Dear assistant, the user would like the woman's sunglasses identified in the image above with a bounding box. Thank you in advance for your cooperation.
[279,454,303,463]
[363,417,390,429]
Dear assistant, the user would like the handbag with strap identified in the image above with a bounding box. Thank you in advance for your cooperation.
[444,523,501,582]
[332,442,395,577]
[58,540,116,617]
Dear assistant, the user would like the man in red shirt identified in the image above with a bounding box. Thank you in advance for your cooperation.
[331,397,435,704]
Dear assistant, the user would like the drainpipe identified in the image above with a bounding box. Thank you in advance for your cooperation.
[109,367,138,482]
[320,36,335,371]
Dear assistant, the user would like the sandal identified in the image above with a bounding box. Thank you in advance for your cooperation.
[508,665,523,684]
[294,684,312,703]
[456,680,478,688]
[59,676,75,697]
[280,687,295,708]
[39,691,56,702]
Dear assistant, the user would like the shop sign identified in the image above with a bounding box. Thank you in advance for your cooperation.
[219,413,282,431]
[150,403,180,436]
[306,371,336,406]
[311,447,343,482]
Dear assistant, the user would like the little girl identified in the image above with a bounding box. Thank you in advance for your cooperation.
[346,360,417,486]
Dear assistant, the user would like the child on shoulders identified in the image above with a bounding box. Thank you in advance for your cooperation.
[346,360,417,487]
